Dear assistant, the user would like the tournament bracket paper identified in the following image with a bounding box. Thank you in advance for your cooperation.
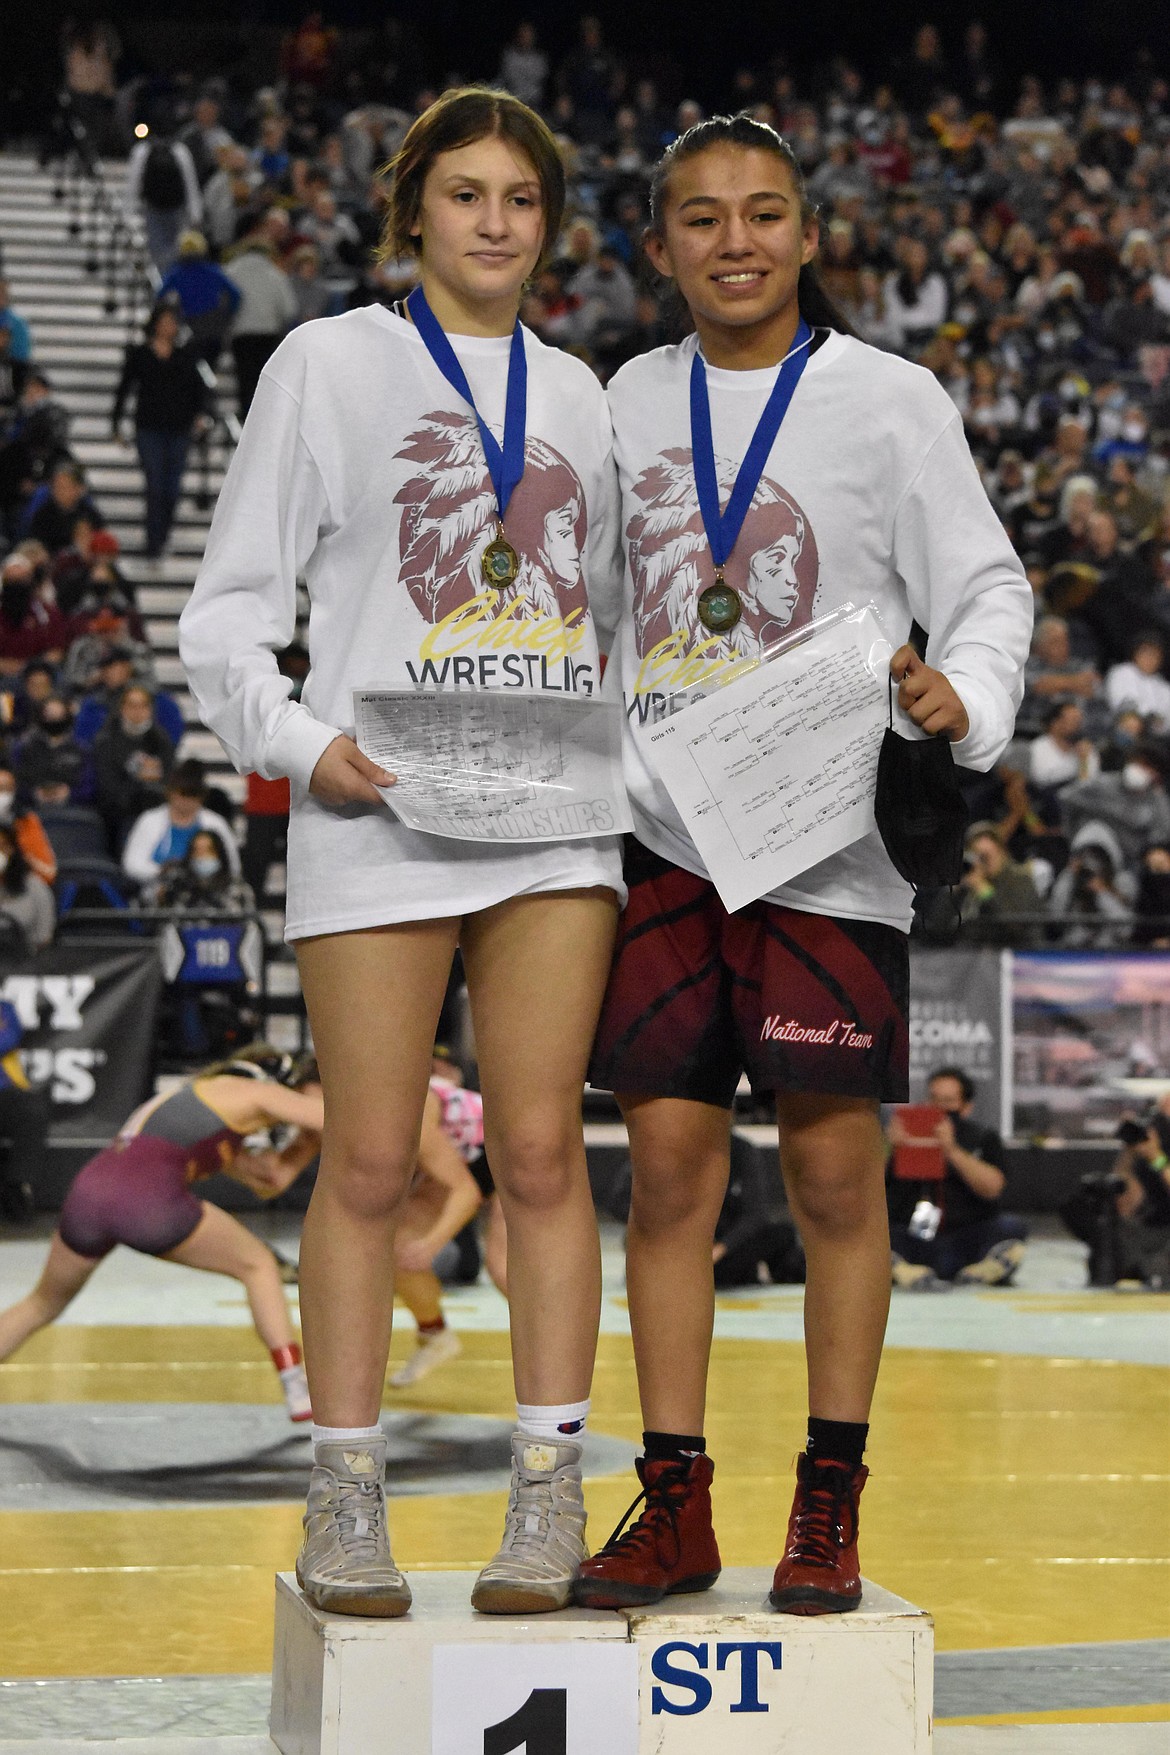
[354,689,633,843]
[646,608,892,912]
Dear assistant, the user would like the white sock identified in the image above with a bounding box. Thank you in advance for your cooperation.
[312,1422,383,1452]
[516,1399,590,1442]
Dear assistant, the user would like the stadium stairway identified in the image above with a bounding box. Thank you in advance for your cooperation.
[0,151,304,1044]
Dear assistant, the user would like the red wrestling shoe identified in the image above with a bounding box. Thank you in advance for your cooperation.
[769,1452,868,1615]
[573,1453,721,1608]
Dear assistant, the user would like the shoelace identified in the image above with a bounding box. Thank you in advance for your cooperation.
[787,1465,856,1570]
[595,1464,690,1566]
[334,1478,386,1562]
[501,1474,557,1557]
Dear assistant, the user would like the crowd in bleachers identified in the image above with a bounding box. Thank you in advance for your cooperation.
[3,14,1170,947]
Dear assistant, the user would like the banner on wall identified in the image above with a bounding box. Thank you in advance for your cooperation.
[908,947,1012,1135]
[1012,951,1170,1140]
[0,938,164,1146]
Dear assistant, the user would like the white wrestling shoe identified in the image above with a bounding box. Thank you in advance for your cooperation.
[390,1327,461,1387]
[296,1435,412,1618]
[471,1433,588,1614]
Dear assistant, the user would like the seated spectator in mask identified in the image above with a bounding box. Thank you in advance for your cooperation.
[1099,707,1146,773]
[1047,839,1132,947]
[19,460,104,556]
[121,761,240,893]
[0,554,75,676]
[0,765,56,885]
[73,646,184,750]
[9,659,57,738]
[888,1067,1027,1289]
[1063,744,1170,872]
[1106,633,1170,734]
[154,827,254,912]
[14,696,93,807]
[958,824,1042,945]
[92,685,175,849]
[0,824,56,950]
[1028,701,1099,805]
[1133,844,1170,948]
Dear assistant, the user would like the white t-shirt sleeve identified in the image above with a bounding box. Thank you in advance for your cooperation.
[583,395,624,656]
[178,365,341,788]
[891,412,1034,772]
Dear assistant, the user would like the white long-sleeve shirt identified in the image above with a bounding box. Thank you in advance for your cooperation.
[1105,661,1170,728]
[607,328,1034,931]
[179,306,625,939]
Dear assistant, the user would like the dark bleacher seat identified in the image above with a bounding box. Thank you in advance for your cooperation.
[37,806,110,864]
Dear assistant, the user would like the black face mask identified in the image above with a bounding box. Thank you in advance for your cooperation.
[874,677,969,890]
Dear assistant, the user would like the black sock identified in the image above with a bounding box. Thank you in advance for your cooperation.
[806,1417,868,1471]
[643,1429,706,1464]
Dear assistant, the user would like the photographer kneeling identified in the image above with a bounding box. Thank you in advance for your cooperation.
[1063,1106,1170,1288]
[887,1067,1028,1290]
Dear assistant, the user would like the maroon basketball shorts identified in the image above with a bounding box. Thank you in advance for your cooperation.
[589,838,910,1108]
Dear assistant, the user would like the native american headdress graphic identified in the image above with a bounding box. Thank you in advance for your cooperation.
[395,413,590,625]
[627,448,821,661]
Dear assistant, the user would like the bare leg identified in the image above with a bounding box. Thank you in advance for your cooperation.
[621,1095,733,1432]
[482,1194,508,1299]
[395,1269,443,1328]
[0,1233,100,1359]
[775,1093,890,1423]
[295,920,461,1426]
[165,1201,297,1352]
[461,888,617,1405]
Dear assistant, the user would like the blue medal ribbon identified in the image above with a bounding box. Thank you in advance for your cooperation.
[406,284,528,524]
[689,317,813,573]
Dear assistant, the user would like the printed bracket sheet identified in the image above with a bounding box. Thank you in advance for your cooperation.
[354,688,632,843]
[646,607,892,911]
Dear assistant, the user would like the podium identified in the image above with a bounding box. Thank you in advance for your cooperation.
[271,1569,932,1753]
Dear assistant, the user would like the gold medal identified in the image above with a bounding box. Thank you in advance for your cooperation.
[697,572,743,633]
[481,523,521,590]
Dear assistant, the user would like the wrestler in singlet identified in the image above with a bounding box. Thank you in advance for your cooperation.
[57,1083,247,1260]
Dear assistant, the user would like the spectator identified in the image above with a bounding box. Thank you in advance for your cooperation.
[1062,744,1170,871]
[92,685,175,848]
[1028,701,1100,799]
[52,525,136,619]
[0,280,32,367]
[1101,455,1160,546]
[126,124,202,277]
[21,460,103,556]
[1016,614,1101,738]
[121,761,240,892]
[112,301,211,560]
[0,371,71,542]
[959,824,1042,944]
[1106,634,1170,734]
[178,88,235,188]
[158,232,241,369]
[888,1067,1027,1289]
[155,827,253,912]
[202,145,263,255]
[279,12,338,92]
[1098,707,1145,775]
[0,824,55,951]
[882,237,948,353]
[0,765,56,885]
[59,17,121,155]
[0,554,74,677]
[1047,841,1132,946]
[0,997,50,1221]
[298,189,362,286]
[8,660,57,739]
[287,246,336,324]
[1133,845,1170,949]
[14,695,92,808]
[73,647,184,749]
[498,21,549,111]
[557,15,621,147]
[226,234,298,418]
[1063,1107,1170,1286]
[59,599,155,701]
